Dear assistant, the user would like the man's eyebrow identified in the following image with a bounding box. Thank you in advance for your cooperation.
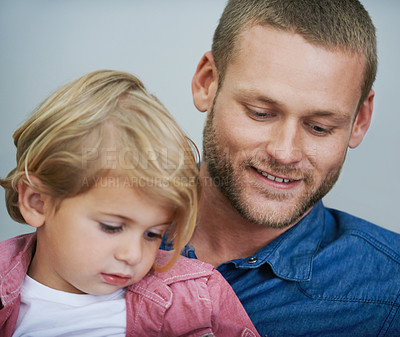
[234,89,280,105]
[303,110,353,124]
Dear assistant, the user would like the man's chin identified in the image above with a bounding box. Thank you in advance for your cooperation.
[232,193,314,229]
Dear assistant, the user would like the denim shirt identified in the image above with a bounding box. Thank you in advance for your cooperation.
[181,201,400,337]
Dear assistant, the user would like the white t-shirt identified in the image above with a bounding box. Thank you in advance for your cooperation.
[13,275,127,337]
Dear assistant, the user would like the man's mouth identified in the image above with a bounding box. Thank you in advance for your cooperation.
[256,168,297,183]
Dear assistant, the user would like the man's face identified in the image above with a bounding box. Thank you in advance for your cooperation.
[202,25,367,228]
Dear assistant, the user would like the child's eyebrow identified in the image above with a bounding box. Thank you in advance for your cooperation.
[99,212,131,222]
[99,212,174,226]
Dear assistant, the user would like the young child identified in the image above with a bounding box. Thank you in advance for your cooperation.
[0,70,260,337]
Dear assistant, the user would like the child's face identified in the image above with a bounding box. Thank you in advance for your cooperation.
[29,176,173,295]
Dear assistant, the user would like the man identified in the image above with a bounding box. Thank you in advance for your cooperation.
[186,0,400,336]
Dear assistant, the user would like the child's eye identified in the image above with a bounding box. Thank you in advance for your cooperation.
[100,223,123,234]
[144,231,163,241]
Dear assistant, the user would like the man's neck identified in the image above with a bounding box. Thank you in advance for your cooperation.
[191,166,294,267]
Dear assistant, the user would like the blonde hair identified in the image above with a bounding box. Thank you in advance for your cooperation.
[0,70,200,271]
[212,0,377,106]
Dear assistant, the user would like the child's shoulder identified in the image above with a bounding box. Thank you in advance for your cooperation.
[153,250,215,284]
[125,253,258,336]
[0,233,36,267]
[126,251,221,307]
[126,251,229,321]
[0,233,36,304]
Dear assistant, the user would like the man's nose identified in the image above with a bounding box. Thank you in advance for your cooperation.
[265,119,303,165]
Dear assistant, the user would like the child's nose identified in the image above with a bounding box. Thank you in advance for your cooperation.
[115,239,143,266]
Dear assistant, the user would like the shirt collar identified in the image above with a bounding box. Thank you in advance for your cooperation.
[231,200,325,282]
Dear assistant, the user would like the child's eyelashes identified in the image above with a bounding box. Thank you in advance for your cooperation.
[144,231,163,241]
[99,222,165,240]
[100,223,123,234]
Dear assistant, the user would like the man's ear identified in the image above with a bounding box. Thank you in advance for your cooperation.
[192,51,219,112]
[18,175,46,228]
[349,89,374,149]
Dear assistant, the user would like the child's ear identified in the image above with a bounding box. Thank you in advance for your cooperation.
[18,175,47,228]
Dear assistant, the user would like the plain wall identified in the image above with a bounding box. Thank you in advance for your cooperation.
[0,0,399,241]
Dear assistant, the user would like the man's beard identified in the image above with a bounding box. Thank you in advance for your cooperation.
[202,101,343,229]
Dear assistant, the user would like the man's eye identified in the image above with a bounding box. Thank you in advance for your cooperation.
[100,223,123,234]
[245,106,275,120]
[308,123,333,136]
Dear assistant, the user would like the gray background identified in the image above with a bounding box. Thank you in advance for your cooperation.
[1,0,399,241]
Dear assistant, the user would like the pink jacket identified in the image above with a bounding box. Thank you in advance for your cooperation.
[0,233,260,337]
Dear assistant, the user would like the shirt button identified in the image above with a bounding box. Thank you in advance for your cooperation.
[247,256,258,264]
